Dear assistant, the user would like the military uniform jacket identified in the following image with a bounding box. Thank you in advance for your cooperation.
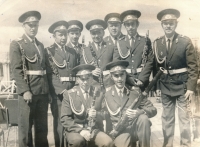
[10,34,49,95]
[104,33,125,46]
[46,43,78,95]
[104,85,157,125]
[66,42,82,65]
[153,33,198,96]
[80,41,120,70]
[60,86,104,133]
[118,34,154,85]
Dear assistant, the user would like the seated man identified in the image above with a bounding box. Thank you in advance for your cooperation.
[60,64,113,147]
[104,60,157,147]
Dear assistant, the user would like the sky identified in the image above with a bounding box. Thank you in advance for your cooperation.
[0,0,200,58]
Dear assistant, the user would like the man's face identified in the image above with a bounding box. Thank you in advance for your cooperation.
[161,19,177,36]
[68,29,81,45]
[124,20,139,37]
[77,74,92,91]
[53,31,67,46]
[107,22,121,38]
[111,71,126,89]
[90,29,104,44]
[23,21,39,38]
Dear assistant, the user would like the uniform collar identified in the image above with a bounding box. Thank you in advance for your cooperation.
[110,32,122,42]
[128,33,137,40]
[165,34,174,42]
[55,42,64,49]
[25,33,35,42]
[114,85,124,96]
[94,41,103,49]
[70,41,79,48]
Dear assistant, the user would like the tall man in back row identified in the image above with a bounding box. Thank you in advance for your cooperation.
[118,10,154,89]
[67,20,83,65]
[153,9,198,147]
[10,11,49,147]
[46,21,78,147]
[104,13,125,46]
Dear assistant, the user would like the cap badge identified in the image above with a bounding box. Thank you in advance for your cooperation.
[29,17,36,21]
[111,18,116,21]
[60,25,65,29]
[127,15,133,19]
[165,14,172,19]
[114,66,122,71]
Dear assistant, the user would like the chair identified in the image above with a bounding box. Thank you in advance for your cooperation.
[0,102,6,147]
[4,98,18,147]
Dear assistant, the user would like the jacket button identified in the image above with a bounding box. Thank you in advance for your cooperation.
[169,66,171,69]
[98,60,100,62]
[132,60,134,62]
[132,54,134,57]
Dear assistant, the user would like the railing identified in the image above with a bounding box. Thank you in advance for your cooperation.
[0,80,16,95]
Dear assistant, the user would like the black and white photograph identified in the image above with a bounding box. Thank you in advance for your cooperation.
[0,0,200,147]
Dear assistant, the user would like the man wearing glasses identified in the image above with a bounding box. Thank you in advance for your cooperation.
[10,11,49,147]
[61,64,112,147]
[153,9,198,147]
[117,10,153,90]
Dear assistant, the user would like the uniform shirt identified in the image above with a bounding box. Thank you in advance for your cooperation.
[10,34,49,95]
[115,85,124,97]
[165,35,174,49]
[153,32,198,96]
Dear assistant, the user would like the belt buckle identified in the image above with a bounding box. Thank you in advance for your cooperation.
[131,69,137,75]
[69,76,73,81]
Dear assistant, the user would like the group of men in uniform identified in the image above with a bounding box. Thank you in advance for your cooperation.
[9,7,198,147]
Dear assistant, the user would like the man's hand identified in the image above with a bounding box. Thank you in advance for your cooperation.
[88,108,96,119]
[156,89,161,97]
[126,109,143,120]
[134,79,143,87]
[197,79,200,85]
[80,130,91,141]
[92,68,101,77]
[48,94,52,104]
[23,91,32,104]
[185,90,194,102]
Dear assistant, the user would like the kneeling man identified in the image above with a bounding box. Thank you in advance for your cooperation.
[104,61,157,147]
[61,64,113,147]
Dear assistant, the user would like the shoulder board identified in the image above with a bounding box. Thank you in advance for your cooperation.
[156,36,163,40]
[118,36,125,41]
[68,88,77,94]
[179,34,190,40]
[15,37,23,42]
[106,86,112,92]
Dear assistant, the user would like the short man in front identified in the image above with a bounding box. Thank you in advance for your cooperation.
[10,11,49,147]
[46,21,78,147]
[118,10,153,89]
[104,60,157,147]
[80,19,120,89]
[153,9,198,147]
[67,20,83,65]
[104,13,125,46]
[61,64,113,147]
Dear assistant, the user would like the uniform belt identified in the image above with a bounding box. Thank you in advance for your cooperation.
[60,77,76,82]
[126,68,142,74]
[163,68,187,75]
[26,70,46,75]
[103,70,110,75]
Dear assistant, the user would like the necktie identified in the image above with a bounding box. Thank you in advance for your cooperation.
[131,37,135,49]
[32,39,41,56]
[119,90,123,98]
[98,44,101,51]
[167,39,171,51]
[114,37,117,46]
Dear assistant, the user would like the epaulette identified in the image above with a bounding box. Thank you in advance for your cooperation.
[68,88,77,94]
[15,37,23,42]
[156,36,163,40]
[106,86,112,92]
[179,34,189,40]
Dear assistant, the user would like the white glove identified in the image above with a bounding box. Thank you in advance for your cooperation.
[80,130,91,141]
[92,68,101,77]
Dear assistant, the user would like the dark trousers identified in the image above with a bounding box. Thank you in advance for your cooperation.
[65,131,113,147]
[18,94,49,147]
[51,97,64,147]
[113,114,151,147]
[161,94,191,147]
